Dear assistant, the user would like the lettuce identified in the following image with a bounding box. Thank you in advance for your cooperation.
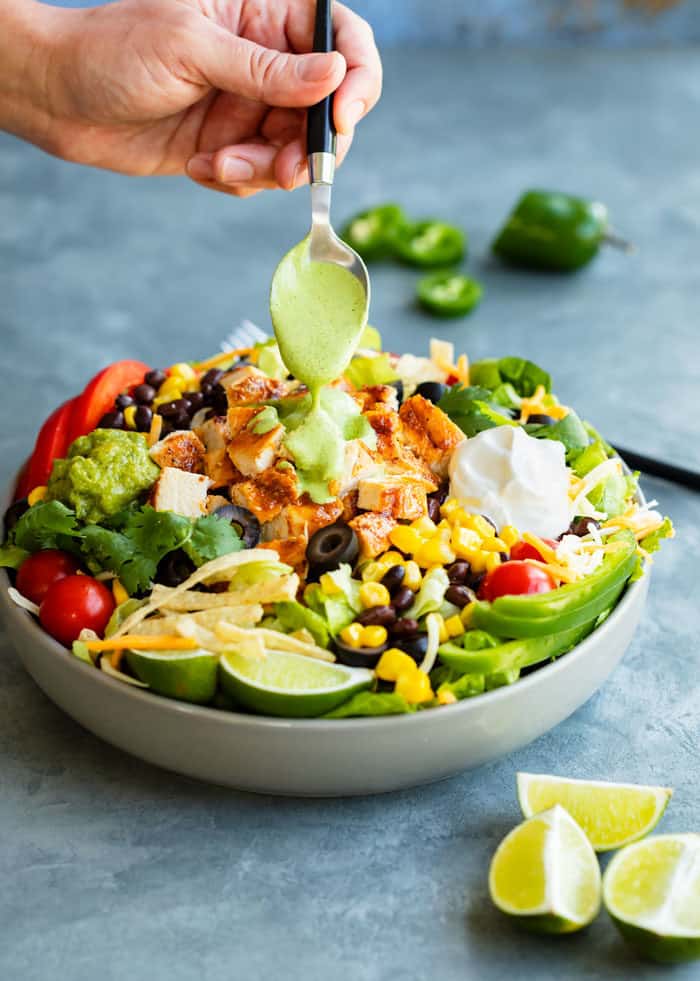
[254,339,288,380]
[344,353,398,389]
[570,439,610,477]
[269,601,330,648]
[436,672,486,701]
[359,324,382,351]
[0,544,29,569]
[323,691,415,718]
[586,471,629,519]
[525,410,589,453]
[407,567,449,620]
[470,357,551,397]
[640,517,674,555]
[437,385,515,437]
[228,560,291,589]
[304,584,357,636]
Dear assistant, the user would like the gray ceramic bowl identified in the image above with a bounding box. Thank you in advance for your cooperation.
[0,561,649,796]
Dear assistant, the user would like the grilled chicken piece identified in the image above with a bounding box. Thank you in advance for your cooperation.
[348,511,397,559]
[149,430,205,473]
[339,439,382,496]
[206,493,230,514]
[364,408,438,491]
[357,476,427,521]
[193,416,236,487]
[262,499,344,542]
[225,367,289,406]
[229,466,299,523]
[398,395,465,478]
[259,535,308,574]
[150,467,211,518]
[227,420,285,477]
[352,384,400,413]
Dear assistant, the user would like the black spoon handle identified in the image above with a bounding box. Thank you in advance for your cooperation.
[307,0,336,165]
[614,445,700,493]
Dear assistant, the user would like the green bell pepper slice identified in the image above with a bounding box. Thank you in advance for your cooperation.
[471,531,637,638]
[394,219,465,268]
[492,190,611,272]
[416,271,483,318]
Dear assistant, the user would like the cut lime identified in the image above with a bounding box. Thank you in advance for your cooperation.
[219,648,373,718]
[517,772,672,851]
[489,805,601,934]
[126,647,219,704]
[604,834,700,963]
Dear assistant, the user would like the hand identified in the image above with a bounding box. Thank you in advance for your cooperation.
[2,0,382,197]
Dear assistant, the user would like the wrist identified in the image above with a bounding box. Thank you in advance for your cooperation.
[0,1,78,153]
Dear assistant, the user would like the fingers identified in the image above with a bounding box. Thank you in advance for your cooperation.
[273,132,354,191]
[193,25,347,109]
[333,4,382,135]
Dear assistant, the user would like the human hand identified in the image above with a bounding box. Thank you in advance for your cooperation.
[2,0,382,197]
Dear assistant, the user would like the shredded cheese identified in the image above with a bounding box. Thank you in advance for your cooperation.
[85,636,199,652]
[194,347,252,372]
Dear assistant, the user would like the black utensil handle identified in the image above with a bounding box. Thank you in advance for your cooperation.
[307,0,336,158]
[615,445,700,493]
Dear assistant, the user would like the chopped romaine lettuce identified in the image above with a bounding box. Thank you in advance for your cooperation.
[303,583,357,636]
[407,567,450,620]
[344,353,398,389]
[525,409,589,454]
[358,324,383,351]
[323,691,415,718]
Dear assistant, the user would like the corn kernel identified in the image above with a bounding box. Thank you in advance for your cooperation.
[403,561,422,591]
[450,507,474,527]
[451,526,481,557]
[441,498,460,519]
[27,485,48,506]
[361,625,388,648]
[320,572,343,596]
[474,515,496,538]
[360,561,384,583]
[444,615,464,639]
[376,648,417,682]
[157,376,184,399]
[414,539,455,569]
[485,552,502,574]
[169,361,197,381]
[395,669,434,705]
[340,623,364,648]
[389,526,424,556]
[467,551,487,574]
[481,536,508,553]
[460,602,476,627]
[500,525,520,548]
[359,581,391,609]
[123,405,137,429]
[438,689,458,706]
[112,579,129,605]
[410,515,437,536]
[380,551,404,569]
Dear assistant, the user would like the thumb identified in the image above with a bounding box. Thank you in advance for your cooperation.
[194,27,346,107]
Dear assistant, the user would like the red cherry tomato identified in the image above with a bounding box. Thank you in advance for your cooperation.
[481,561,556,602]
[16,550,81,605]
[509,539,558,562]
[66,360,150,444]
[25,398,78,493]
[39,575,115,647]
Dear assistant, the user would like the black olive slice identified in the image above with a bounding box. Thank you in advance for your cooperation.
[212,504,261,548]
[307,523,359,576]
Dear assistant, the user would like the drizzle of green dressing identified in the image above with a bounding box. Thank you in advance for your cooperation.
[269,234,369,501]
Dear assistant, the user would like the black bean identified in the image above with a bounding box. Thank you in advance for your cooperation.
[447,560,470,583]
[527,413,558,426]
[157,399,190,419]
[569,516,600,538]
[390,617,419,638]
[380,565,405,595]
[134,405,153,432]
[445,584,476,609]
[115,393,134,410]
[391,587,415,614]
[356,606,397,628]
[467,572,485,594]
[427,497,441,523]
[201,368,224,387]
[185,391,205,412]
[171,410,191,430]
[145,369,167,389]
[98,410,124,429]
[200,382,214,399]
[394,632,428,662]
[133,383,156,405]
[211,383,228,416]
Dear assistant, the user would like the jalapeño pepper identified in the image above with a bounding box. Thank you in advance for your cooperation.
[492,190,628,272]
[416,271,483,318]
[470,531,637,638]
[340,204,406,261]
[394,219,466,268]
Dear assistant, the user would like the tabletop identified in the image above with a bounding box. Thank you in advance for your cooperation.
[1,47,699,981]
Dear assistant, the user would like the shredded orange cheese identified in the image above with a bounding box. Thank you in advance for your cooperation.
[194,347,252,372]
[522,533,558,565]
[520,385,569,423]
[525,558,581,585]
[85,636,199,652]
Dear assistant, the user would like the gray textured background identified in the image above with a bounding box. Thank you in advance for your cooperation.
[2,30,700,981]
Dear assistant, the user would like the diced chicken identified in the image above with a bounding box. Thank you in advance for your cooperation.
[226,406,260,440]
[338,439,383,496]
[340,490,360,524]
[348,511,397,559]
[399,395,465,478]
[194,416,230,453]
[227,423,285,476]
[149,430,205,473]
[262,500,344,542]
[225,367,289,406]
[365,408,438,490]
[353,385,399,413]
[150,467,211,518]
[229,466,299,523]
[206,493,230,515]
[357,477,427,521]
[259,535,308,574]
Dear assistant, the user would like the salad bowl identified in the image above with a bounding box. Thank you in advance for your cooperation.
[0,545,648,797]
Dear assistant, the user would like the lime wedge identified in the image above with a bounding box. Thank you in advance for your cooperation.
[517,772,672,851]
[219,648,373,717]
[603,834,700,963]
[489,805,601,933]
[126,648,219,704]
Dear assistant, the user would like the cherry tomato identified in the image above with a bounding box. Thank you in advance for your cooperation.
[66,360,150,444]
[16,550,81,605]
[509,539,558,562]
[39,575,115,646]
[481,560,556,602]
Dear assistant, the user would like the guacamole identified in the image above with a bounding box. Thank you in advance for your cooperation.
[47,429,160,523]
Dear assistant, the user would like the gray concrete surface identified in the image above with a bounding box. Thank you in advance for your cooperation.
[1,48,699,980]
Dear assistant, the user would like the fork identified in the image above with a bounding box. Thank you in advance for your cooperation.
[221,319,269,352]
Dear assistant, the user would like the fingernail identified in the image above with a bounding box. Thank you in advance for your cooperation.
[220,157,255,183]
[291,163,307,189]
[187,154,213,181]
[344,100,365,130]
[298,53,335,83]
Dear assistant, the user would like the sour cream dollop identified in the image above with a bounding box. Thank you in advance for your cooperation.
[448,425,571,539]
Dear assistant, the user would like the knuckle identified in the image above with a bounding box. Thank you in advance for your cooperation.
[248,46,285,96]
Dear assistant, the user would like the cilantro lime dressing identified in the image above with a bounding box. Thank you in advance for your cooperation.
[270,235,369,501]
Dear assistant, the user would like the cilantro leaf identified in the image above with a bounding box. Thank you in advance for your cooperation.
[438,385,514,437]
[183,514,243,566]
[11,501,80,552]
[0,544,30,569]
[524,410,589,453]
